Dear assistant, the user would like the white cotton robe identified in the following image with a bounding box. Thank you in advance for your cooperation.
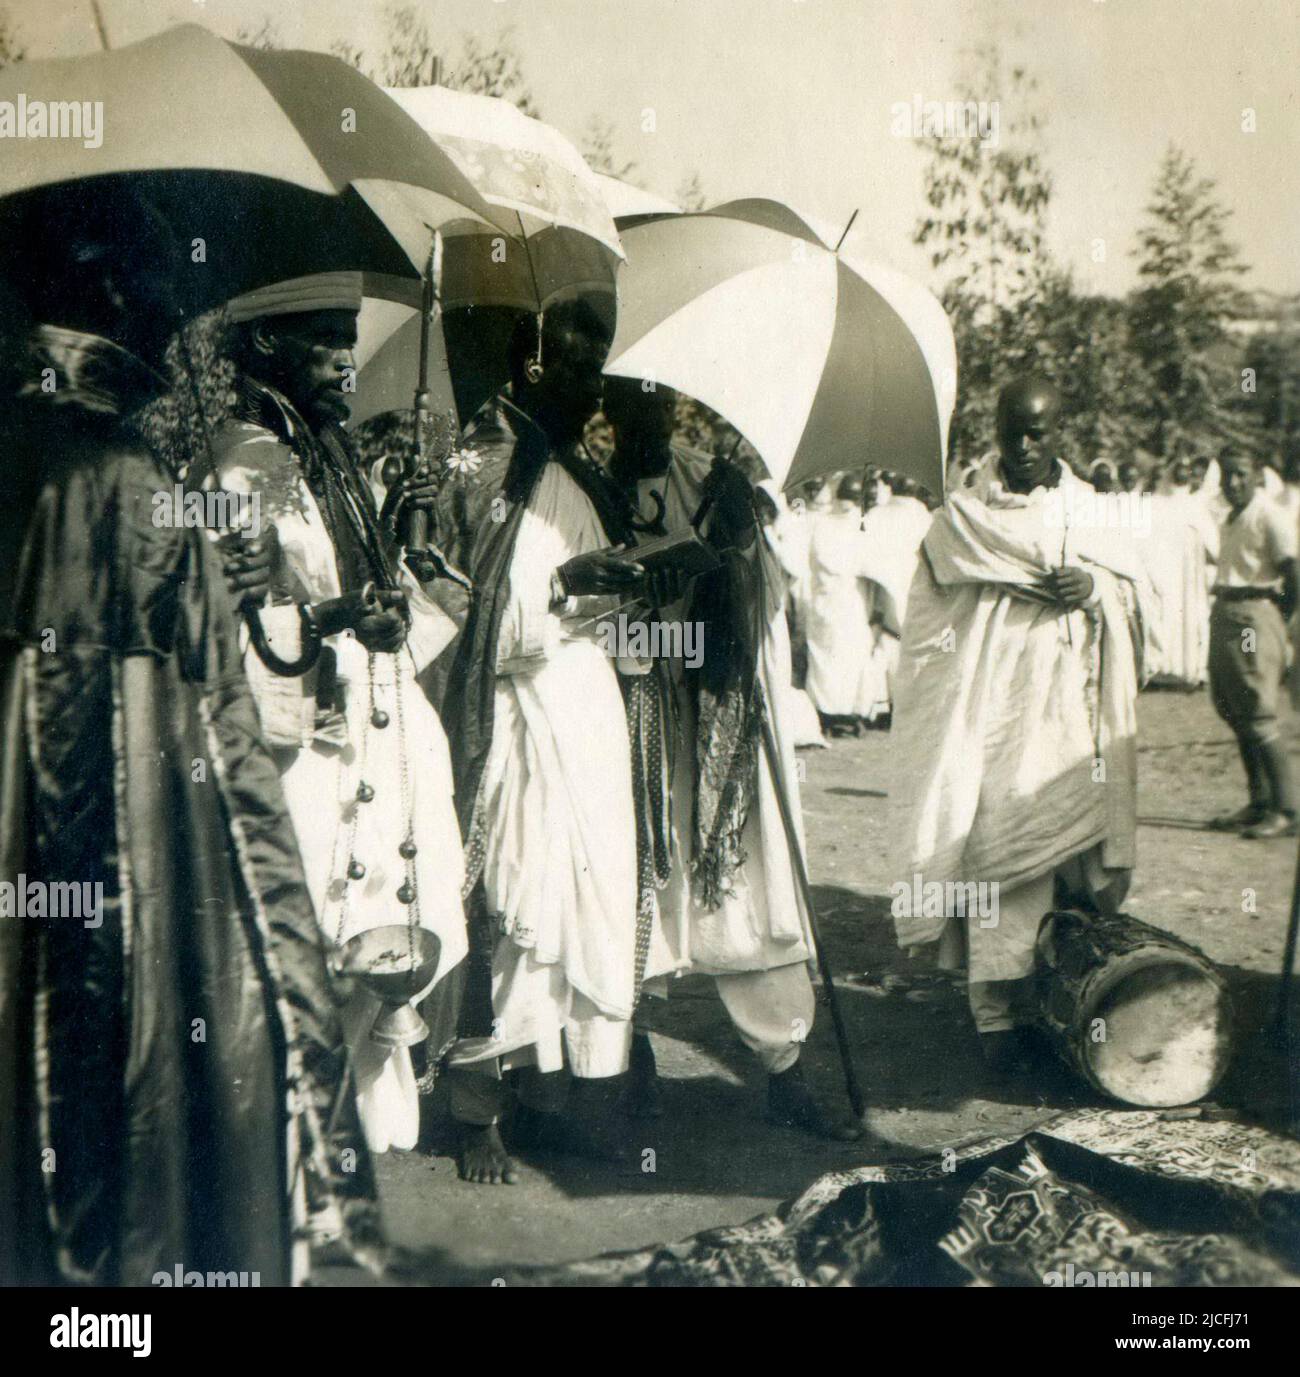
[889,461,1148,983]
[448,460,639,1079]
[205,427,467,1154]
[805,503,889,717]
[1142,490,1216,688]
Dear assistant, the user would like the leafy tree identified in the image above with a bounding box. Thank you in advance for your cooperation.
[1127,144,1249,456]
[1236,299,1300,464]
[330,5,538,114]
[580,115,637,182]
[914,46,1053,325]
[912,44,1055,461]
[235,19,280,50]
[0,8,24,67]
[675,171,706,212]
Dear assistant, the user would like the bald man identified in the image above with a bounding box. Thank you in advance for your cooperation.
[889,378,1150,1079]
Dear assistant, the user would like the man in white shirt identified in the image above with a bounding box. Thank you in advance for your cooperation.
[1207,451,1300,839]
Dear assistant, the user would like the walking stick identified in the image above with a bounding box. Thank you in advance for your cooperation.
[757,707,867,1118]
[694,459,864,1116]
[1274,827,1300,1035]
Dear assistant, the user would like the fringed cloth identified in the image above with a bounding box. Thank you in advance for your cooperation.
[687,545,766,911]
[625,663,676,1001]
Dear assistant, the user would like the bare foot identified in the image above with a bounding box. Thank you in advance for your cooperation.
[456,1122,520,1185]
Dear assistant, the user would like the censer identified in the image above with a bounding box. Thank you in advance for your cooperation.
[333,229,451,1052]
[337,925,441,1048]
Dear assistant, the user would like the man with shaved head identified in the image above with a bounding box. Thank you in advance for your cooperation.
[889,377,1150,1080]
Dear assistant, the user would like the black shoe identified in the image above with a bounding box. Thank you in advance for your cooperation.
[978,1028,1035,1078]
[766,1062,863,1141]
[624,1031,665,1119]
[1208,804,1267,831]
[1242,811,1298,840]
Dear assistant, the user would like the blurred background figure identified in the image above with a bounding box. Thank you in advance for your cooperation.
[805,472,889,736]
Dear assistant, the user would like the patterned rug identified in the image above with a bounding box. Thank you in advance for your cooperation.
[507,1109,1300,1286]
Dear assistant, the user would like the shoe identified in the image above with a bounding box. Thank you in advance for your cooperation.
[624,1031,664,1119]
[1208,804,1267,831]
[978,1028,1035,1077]
[1242,811,1298,840]
[766,1062,863,1141]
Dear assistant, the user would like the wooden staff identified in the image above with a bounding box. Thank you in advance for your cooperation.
[1274,831,1300,1036]
[687,457,867,1118]
[758,700,867,1118]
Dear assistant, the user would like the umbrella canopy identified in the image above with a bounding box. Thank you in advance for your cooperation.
[354,87,622,430]
[352,295,458,429]
[603,199,956,494]
[368,84,622,315]
[0,24,512,311]
[595,173,680,221]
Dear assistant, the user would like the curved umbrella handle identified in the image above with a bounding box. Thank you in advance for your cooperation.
[245,602,322,678]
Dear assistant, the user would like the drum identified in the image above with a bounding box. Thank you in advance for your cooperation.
[1036,909,1233,1107]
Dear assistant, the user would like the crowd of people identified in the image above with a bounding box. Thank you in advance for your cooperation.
[0,181,879,1282]
[1,132,1294,1297]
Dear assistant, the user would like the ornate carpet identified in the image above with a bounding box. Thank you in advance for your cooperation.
[507,1109,1300,1286]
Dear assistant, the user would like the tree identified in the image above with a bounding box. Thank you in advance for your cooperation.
[330,5,539,114]
[446,28,538,115]
[912,45,1055,461]
[1127,144,1249,456]
[0,8,24,67]
[1236,297,1300,464]
[579,115,637,182]
[675,171,706,212]
[235,19,280,50]
[914,46,1053,327]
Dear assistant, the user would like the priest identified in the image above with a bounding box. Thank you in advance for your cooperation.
[191,273,469,1155]
[441,302,651,1184]
[604,378,861,1139]
[0,185,377,1285]
[889,378,1149,1075]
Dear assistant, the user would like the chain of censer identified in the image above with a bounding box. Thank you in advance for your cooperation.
[330,652,422,998]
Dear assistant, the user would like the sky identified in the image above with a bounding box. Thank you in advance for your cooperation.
[14,0,1300,297]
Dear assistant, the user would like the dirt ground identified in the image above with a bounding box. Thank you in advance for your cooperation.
[337,687,1300,1285]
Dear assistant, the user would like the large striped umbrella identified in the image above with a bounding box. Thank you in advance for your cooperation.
[604,200,956,494]
[0,24,512,312]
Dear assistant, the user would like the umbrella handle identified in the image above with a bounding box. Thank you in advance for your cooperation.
[245,602,322,678]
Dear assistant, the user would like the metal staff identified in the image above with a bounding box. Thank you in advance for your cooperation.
[406,228,442,583]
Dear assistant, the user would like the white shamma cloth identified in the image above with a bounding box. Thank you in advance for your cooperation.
[889,460,1149,983]
[449,460,640,1079]
[203,421,467,1154]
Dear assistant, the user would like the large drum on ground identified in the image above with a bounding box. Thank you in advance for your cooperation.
[1036,909,1233,1107]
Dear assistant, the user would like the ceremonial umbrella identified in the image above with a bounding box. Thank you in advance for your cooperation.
[603,199,957,495]
[352,84,623,429]
[594,173,680,221]
[0,24,515,314]
[601,200,955,1123]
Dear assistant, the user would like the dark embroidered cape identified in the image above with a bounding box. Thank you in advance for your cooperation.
[0,327,379,1285]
